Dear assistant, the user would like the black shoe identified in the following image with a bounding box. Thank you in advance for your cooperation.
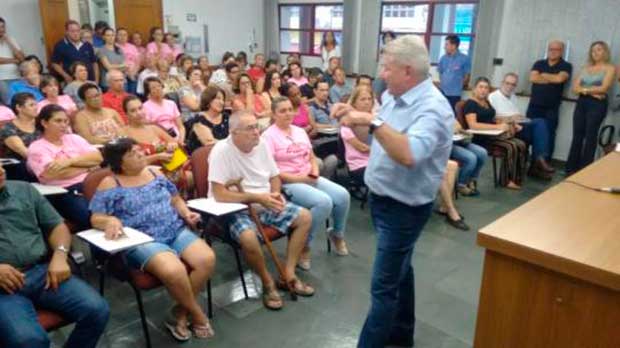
[434,209,465,220]
[528,167,553,181]
[445,215,470,231]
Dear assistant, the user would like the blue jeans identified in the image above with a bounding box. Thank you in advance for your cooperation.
[516,118,549,161]
[526,104,559,159]
[445,95,461,112]
[0,264,109,348]
[46,183,91,231]
[283,177,350,245]
[358,194,433,348]
[451,143,487,185]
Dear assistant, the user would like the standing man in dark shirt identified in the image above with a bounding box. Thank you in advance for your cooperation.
[51,20,99,84]
[526,40,572,160]
[0,163,109,348]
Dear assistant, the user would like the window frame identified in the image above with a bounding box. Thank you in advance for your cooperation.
[379,0,479,64]
[278,2,344,57]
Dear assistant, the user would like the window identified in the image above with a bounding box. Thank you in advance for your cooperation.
[279,4,343,56]
[380,1,478,64]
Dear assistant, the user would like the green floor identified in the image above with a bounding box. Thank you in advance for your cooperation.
[52,164,561,348]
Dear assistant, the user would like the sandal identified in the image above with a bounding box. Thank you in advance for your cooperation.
[191,321,215,339]
[262,286,284,310]
[277,277,315,297]
[164,318,191,342]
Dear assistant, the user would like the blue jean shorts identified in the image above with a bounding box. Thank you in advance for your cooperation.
[225,202,302,242]
[123,228,199,270]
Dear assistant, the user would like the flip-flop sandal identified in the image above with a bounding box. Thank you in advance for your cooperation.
[277,278,315,297]
[192,321,215,339]
[262,287,284,310]
[164,318,191,342]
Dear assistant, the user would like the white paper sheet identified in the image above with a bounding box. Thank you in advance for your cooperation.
[0,158,20,165]
[465,129,506,136]
[31,183,69,196]
[77,227,154,254]
[317,127,339,135]
[187,198,247,216]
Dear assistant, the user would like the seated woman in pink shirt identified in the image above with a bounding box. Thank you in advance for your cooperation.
[287,62,308,87]
[36,75,78,118]
[282,83,317,138]
[262,96,350,271]
[146,27,174,64]
[340,86,372,184]
[27,104,103,229]
[142,76,185,143]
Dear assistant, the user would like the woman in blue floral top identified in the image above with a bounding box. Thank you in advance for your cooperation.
[89,137,215,342]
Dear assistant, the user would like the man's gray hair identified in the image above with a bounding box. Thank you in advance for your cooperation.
[503,72,519,81]
[383,35,430,78]
[229,109,255,131]
[106,69,124,84]
[19,61,36,76]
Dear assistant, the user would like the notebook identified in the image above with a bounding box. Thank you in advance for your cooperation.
[162,148,188,171]
[77,227,154,254]
[187,198,248,216]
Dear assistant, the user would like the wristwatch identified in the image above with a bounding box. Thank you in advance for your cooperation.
[369,118,385,134]
[56,245,69,254]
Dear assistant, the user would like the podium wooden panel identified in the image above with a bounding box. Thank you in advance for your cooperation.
[474,153,620,348]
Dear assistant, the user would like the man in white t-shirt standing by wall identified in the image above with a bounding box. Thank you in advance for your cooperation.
[0,17,24,104]
[208,110,315,310]
[489,72,555,179]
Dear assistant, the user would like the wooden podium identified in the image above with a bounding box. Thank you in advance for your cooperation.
[474,153,620,348]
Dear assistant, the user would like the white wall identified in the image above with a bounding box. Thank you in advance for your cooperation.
[1,0,47,64]
[483,0,620,161]
[163,0,264,63]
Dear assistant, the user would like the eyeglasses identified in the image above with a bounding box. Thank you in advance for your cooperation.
[503,81,517,86]
[237,124,259,132]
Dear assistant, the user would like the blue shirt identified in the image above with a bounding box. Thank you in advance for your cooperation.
[329,83,352,103]
[51,38,97,81]
[438,51,471,97]
[93,35,104,48]
[7,80,44,104]
[89,175,185,244]
[309,100,338,126]
[365,78,453,206]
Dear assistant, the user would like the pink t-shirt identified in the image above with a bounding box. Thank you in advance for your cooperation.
[36,95,78,115]
[292,104,310,128]
[340,126,369,171]
[0,105,15,122]
[146,42,174,62]
[143,99,181,138]
[118,42,140,72]
[262,124,312,176]
[288,76,308,87]
[27,133,97,187]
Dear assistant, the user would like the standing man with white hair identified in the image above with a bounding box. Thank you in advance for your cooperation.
[333,35,453,347]
[526,40,572,160]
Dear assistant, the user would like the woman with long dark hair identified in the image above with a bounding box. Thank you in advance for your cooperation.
[97,27,126,90]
